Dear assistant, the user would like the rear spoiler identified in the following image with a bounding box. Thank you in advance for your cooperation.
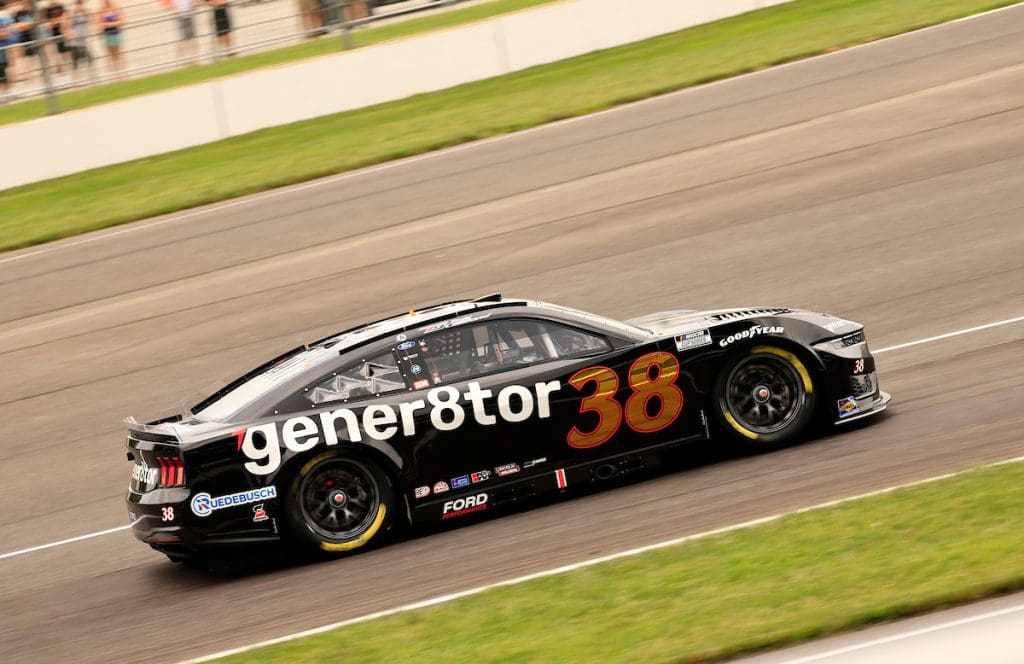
[124,417,181,446]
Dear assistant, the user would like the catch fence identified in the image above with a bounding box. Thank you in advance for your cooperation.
[0,0,461,112]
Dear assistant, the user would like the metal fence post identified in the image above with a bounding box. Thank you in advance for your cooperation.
[27,0,60,114]
[339,0,354,50]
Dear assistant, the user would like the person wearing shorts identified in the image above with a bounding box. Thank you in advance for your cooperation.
[96,0,124,73]
[169,0,196,61]
[64,0,91,81]
[44,1,68,73]
[0,2,12,93]
[206,0,233,55]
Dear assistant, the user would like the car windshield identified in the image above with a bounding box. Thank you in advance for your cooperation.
[536,302,653,336]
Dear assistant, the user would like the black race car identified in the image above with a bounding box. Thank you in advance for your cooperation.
[125,294,890,562]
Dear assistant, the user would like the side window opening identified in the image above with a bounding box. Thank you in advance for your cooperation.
[406,318,609,386]
[307,351,403,405]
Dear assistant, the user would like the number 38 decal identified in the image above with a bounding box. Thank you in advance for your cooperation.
[566,351,684,448]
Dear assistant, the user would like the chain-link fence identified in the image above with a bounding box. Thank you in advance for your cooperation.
[0,0,461,110]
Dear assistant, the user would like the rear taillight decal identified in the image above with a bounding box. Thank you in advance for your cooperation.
[154,456,186,487]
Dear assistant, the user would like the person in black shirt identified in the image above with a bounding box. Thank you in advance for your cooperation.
[43,0,66,73]
[10,0,36,82]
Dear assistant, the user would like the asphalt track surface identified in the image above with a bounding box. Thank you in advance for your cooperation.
[1,6,1024,662]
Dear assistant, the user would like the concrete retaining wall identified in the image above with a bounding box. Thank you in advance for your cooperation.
[1,0,792,189]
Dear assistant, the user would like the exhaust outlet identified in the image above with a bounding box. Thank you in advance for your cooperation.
[595,464,618,481]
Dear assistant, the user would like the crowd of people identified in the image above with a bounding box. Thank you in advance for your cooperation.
[0,0,237,101]
[0,0,126,97]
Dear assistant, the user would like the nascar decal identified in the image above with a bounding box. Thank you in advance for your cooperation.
[719,325,784,347]
[191,486,277,517]
[674,328,712,351]
[239,380,561,475]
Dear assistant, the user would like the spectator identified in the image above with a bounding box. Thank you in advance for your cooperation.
[296,0,321,37]
[44,0,68,74]
[96,0,123,74]
[205,0,233,55]
[167,0,197,62]
[11,0,37,82]
[0,5,10,99]
[63,0,91,83]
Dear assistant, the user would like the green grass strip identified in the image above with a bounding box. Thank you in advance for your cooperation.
[1,0,1018,252]
[219,460,1024,663]
[0,0,560,127]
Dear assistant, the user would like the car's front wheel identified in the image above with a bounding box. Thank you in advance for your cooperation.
[714,345,817,447]
[285,452,395,555]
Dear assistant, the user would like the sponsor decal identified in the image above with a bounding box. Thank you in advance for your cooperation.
[837,397,860,418]
[239,380,561,475]
[522,457,547,469]
[823,319,857,333]
[470,470,491,483]
[414,485,431,499]
[442,493,488,519]
[718,325,784,347]
[410,364,423,375]
[191,486,277,517]
[422,313,491,335]
[433,481,450,494]
[396,333,407,342]
[252,504,268,522]
[495,463,520,477]
[674,328,712,352]
[397,340,416,351]
[131,462,159,487]
[412,379,430,390]
[555,468,568,489]
[451,474,471,489]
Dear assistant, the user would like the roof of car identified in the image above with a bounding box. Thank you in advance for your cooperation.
[308,293,530,351]
[189,294,648,421]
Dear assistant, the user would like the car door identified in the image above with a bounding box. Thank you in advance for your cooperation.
[393,317,612,492]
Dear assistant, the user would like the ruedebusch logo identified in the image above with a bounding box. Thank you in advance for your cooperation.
[191,486,278,517]
[719,325,784,347]
[240,380,562,475]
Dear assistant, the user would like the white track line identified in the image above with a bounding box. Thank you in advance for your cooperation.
[773,602,1024,664]
[874,315,1024,353]
[0,312,1021,565]
[1,1,1022,267]
[0,525,131,561]
[182,454,1024,664]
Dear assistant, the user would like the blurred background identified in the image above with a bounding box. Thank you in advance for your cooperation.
[0,0,463,105]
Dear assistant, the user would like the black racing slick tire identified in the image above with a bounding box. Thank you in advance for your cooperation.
[285,452,395,555]
[714,345,817,447]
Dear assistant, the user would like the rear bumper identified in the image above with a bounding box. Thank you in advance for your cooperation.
[126,488,280,556]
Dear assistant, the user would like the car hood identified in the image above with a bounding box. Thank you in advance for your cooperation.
[627,308,787,334]
[627,306,864,341]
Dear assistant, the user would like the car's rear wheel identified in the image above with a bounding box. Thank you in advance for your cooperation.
[285,452,394,555]
[715,345,817,447]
